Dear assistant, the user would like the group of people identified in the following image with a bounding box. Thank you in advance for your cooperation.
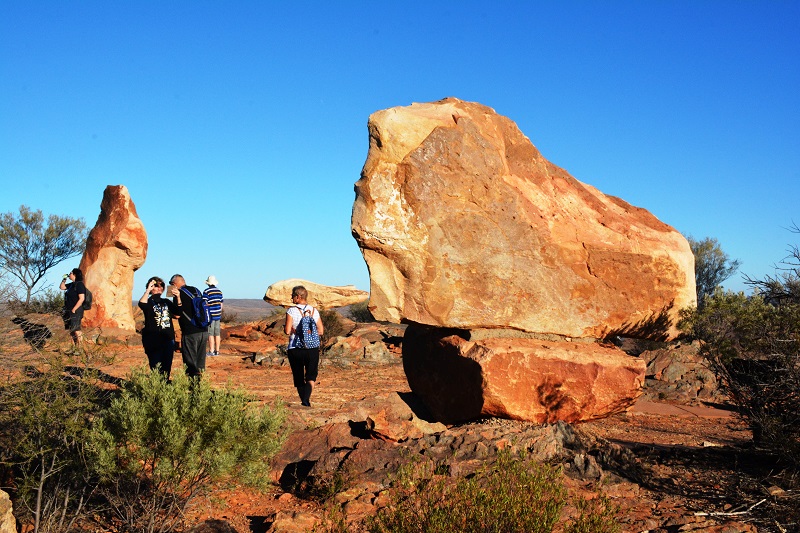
[137,274,223,378]
[61,272,324,407]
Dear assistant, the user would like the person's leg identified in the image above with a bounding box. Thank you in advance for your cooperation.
[182,332,207,377]
[207,321,220,355]
[302,348,320,406]
[287,349,307,404]
[157,340,175,379]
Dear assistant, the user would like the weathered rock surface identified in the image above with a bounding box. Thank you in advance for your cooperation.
[264,279,368,309]
[352,97,695,340]
[639,342,723,404]
[0,490,15,533]
[404,325,645,424]
[79,185,147,331]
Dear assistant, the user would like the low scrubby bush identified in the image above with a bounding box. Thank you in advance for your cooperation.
[680,290,800,465]
[89,368,288,533]
[362,451,618,533]
[319,308,348,345]
[348,300,374,323]
[0,354,108,533]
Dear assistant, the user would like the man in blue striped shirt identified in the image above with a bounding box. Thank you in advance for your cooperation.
[203,275,224,356]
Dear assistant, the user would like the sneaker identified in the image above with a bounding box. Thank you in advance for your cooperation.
[206,351,215,357]
[214,351,219,356]
[301,401,311,407]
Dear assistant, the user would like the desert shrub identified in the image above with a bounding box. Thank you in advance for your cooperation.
[564,495,620,533]
[680,290,800,465]
[220,309,239,323]
[8,289,65,315]
[319,308,348,345]
[88,368,288,533]
[348,300,374,323]
[366,451,570,533]
[0,354,108,533]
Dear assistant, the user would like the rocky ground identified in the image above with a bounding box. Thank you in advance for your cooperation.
[1,313,798,533]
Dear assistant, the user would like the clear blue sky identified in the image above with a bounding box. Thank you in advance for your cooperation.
[2,2,798,299]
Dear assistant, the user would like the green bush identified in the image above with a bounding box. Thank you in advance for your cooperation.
[680,290,800,465]
[565,495,620,533]
[367,451,573,533]
[89,368,288,533]
[0,354,107,533]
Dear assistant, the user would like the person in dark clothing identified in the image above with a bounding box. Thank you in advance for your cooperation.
[59,267,86,346]
[169,274,208,378]
[138,276,179,378]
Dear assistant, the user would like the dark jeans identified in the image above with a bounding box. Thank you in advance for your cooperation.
[287,347,319,388]
[181,331,209,377]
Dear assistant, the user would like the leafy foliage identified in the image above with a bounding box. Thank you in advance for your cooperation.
[680,290,800,465]
[686,235,741,308]
[0,354,108,533]
[89,368,288,533]
[362,451,618,533]
[0,206,87,305]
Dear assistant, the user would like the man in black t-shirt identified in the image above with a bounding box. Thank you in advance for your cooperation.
[169,274,209,378]
[59,268,86,347]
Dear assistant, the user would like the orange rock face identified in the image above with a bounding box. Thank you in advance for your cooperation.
[79,185,147,331]
[352,98,695,340]
[403,325,646,424]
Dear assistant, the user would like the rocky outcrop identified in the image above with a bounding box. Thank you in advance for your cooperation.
[352,98,695,339]
[351,98,690,423]
[79,185,147,331]
[264,279,368,309]
[403,325,645,424]
[0,490,15,533]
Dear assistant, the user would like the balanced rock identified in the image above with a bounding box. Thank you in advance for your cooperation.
[79,185,147,331]
[403,325,645,424]
[352,98,695,339]
[264,278,368,309]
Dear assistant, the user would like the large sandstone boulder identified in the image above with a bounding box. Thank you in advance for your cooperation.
[264,278,368,309]
[403,325,645,424]
[352,98,695,340]
[79,185,147,331]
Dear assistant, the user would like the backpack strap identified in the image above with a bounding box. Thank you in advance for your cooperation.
[295,305,314,317]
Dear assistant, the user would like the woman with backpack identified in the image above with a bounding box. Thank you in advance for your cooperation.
[284,285,325,407]
[59,267,86,347]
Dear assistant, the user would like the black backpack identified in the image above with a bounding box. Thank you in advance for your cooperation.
[82,286,93,310]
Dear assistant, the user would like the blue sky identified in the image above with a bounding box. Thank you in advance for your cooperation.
[1,1,798,299]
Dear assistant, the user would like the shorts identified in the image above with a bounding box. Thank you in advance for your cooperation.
[207,319,221,336]
[63,309,83,332]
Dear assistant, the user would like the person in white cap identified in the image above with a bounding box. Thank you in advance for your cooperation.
[203,275,224,356]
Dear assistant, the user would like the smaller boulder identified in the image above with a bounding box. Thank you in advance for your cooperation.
[264,279,368,308]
